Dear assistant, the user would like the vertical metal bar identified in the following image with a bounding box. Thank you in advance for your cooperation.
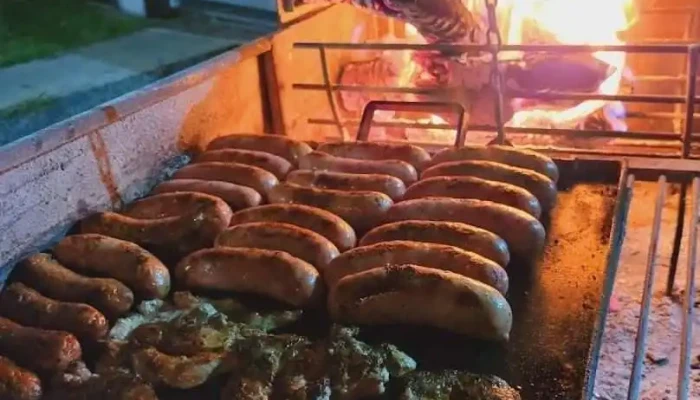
[677,177,699,400]
[318,46,347,141]
[667,183,687,296]
[682,45,699,158]
[627,176,667,400]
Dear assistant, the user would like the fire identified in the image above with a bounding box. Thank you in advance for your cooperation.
[502,0,636,130]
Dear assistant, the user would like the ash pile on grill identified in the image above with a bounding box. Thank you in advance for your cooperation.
[594,182,700,399]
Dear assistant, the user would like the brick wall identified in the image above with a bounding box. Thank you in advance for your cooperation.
[624,0,700,133]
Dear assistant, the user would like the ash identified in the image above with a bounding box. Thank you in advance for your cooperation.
[594,181,700,400]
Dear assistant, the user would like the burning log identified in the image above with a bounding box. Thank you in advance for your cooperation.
[295,0,482,44]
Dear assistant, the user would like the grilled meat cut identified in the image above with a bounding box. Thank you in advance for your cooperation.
[399,370,521,400]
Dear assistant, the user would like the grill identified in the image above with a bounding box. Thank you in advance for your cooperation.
[0,2,698,399]
[279,6,700,398]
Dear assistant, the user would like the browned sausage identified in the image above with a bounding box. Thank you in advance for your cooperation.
[206,134,313,166]
[299,151,418,185]
[429,145,559,181]
[404,176,542,218]
[422,160,557,210]
[0,316,82,373]
[317,141,431,168]
[384,198,546,259]
[175,248,323,308]
[14,253,134,318]
[0,283,108,341]
[286,170,406,201]
[196,149,293,179]
[0,355,42,400]
[81,192,233,263]
[172,162,278,198]
[324,241,508,294]
[215,222,339,269]
[53,234,171,300]
[152,179,262,210]
[360,221,510,268]
[268,182,393,233]
[328,265,512,341]
[229,204,357,251]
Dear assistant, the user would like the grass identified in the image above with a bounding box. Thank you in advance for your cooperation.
[0,0,149,67]
[0,94,56,119]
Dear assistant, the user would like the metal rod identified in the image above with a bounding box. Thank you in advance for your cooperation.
[306,118,682,141]
[667,182,688,295]
[627,176,667,400]
[677,177,699,400]
[294,42,696,54]
[682,45,699,158]
[292,83,700,105]
[318,47,346,140]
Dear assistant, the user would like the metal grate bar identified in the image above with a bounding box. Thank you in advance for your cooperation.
[677,177,699,400]
[627,176,667,400]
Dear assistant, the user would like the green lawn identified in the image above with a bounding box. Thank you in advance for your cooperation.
[0,0,149,67]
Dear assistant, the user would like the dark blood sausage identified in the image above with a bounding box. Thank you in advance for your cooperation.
[0,283,108,341]
[317,141,431,168]
[268,182,393,233]
[429,144,559,182]
[152,179,262,210]
[404,176,542,218]
[0,316,82,373]
[384,198,546,259]
[328,265,513,341]
[175,248,323,308]
[53,234,171,300]
[324,241,508,294]
[228,204,357,251]
[15,254,134,318]
[172,162,278,198]
[299,151,418,185]
[0,355,42,400]
[286,170,407,201]
[215,222,340,269]
[206,134,313,166]
[422,160,557,210]
[360,221,510,268]
[81,192,233,263]
[196,148,293,179]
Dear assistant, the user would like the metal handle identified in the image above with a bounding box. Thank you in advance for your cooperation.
[356,101,466,147]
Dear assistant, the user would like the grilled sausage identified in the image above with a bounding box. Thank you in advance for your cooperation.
[0,283,108,341]
[268,182,393,233]
[360,221,510,268]
[287,170,407,201]
[131,347,223,390]
[172,162,278,198]
[16,254,134,318]
[0,316,82,373]
[0,355,42,400]
[300,151,418,185]
[53,234,171,300]
[404,176,542,218]
[229,204,357,251]
[429,145,559,181]
[324,241,508,294]
[216,222,339,269]
[152,179,262,210]
[384,198,546,259]
[422,160,557,210]
[317,141,431,168]
[206,134,313,166]
[196,149,293,179]
[328,265,512,341]
[81,192,233,264]
[175,248,323,308]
